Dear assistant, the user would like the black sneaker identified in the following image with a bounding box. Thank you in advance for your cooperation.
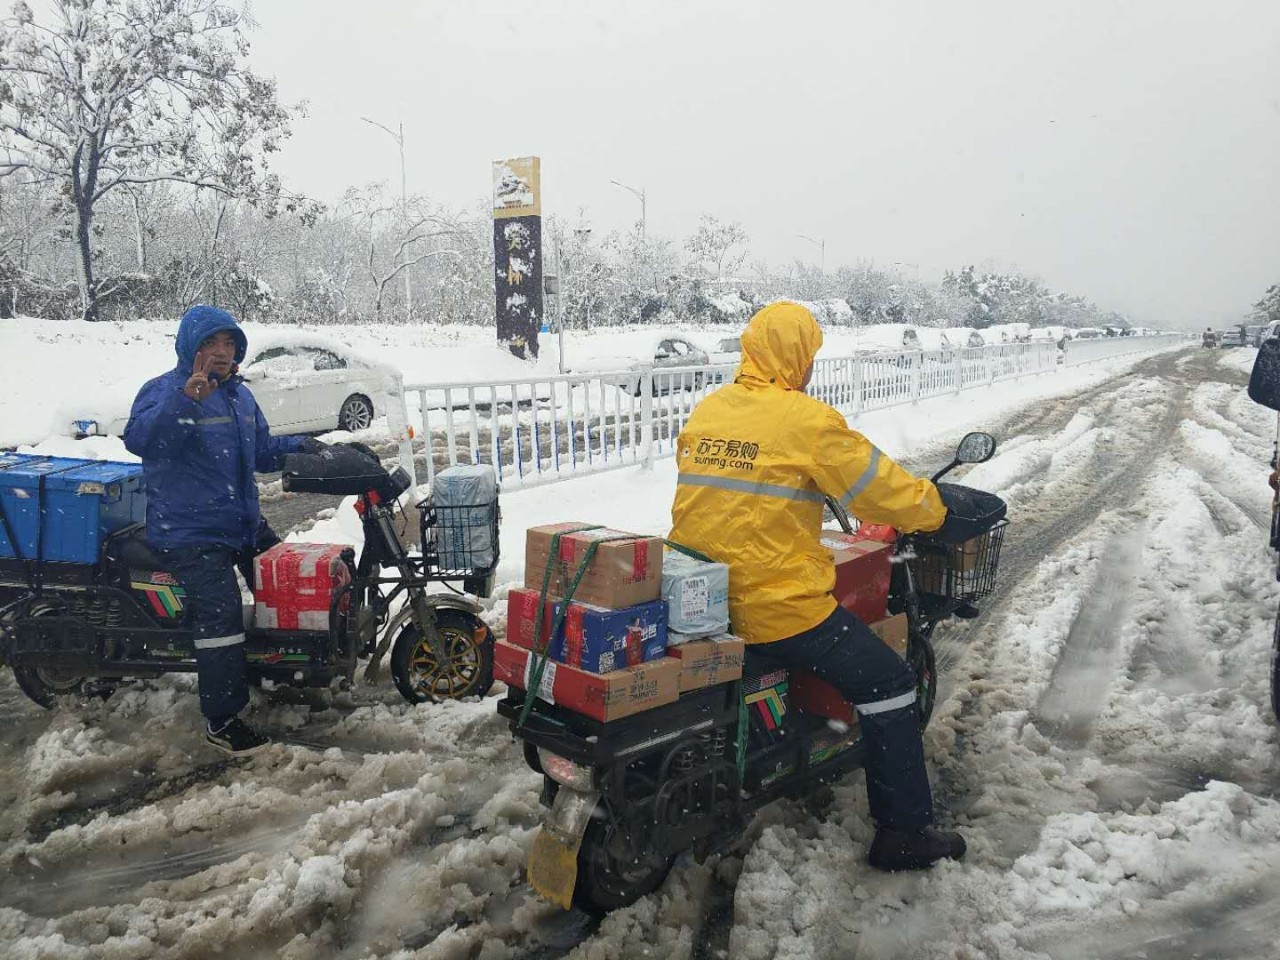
[206,718,271,756]
[868,826,967,871]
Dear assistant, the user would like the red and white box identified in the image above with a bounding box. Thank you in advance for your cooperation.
[254,542,351,632]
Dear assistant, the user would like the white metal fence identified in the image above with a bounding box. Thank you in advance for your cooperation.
[1062,332,1185,366]
[394,335,1184,488]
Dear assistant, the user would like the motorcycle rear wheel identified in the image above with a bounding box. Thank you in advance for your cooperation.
[7,603,95,709]
[13,663,89,710]
[389,609,494,703]
[573,802,674,916]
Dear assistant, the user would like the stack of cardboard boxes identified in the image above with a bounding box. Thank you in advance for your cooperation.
[496,523,745,721]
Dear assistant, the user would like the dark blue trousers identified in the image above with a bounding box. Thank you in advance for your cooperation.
[161,522,279,725]
[753,605,934,830]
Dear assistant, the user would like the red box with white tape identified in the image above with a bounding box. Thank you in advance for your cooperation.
[253,542,351,632]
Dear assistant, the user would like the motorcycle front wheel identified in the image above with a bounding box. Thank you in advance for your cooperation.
[909,633,938,729]
[389,608,494,703]
[573,802,675,917]
[1271,607,1280,725]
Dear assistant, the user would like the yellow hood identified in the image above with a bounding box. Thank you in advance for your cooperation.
[737,301,824,390]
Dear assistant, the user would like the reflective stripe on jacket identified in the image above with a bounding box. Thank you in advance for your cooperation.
[669,302,947,644]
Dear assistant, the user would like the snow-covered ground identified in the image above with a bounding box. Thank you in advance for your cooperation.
[4,336,1280,959]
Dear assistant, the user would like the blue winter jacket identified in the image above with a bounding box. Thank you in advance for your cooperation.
[123,306,305,551]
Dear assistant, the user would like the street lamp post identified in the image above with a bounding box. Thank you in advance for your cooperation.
[797,233,825,273]
[609,179,646,241]
[361,116,412,321]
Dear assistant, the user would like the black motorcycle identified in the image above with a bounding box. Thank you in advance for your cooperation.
[498,432,1007,915]
[0,444,497,708]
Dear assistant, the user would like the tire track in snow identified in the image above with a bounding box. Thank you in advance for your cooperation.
[1033,526,1144,748]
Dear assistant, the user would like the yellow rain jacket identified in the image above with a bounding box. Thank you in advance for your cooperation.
[670,302,947,644]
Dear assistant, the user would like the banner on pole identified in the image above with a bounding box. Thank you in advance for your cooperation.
[493,157,543,359]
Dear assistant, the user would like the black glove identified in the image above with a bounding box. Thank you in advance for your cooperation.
[297,437,329,455]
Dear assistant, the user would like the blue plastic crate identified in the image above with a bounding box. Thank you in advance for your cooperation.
[0,458,145,564]
[0,452,40,472]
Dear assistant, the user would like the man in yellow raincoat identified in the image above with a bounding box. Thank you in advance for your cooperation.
[670,301,965,871]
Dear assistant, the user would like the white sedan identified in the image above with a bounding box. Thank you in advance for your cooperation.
[239,337,395,434]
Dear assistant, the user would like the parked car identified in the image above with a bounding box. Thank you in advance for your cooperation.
[624,336,711,395]
[1248,325,1267,347]
[1219,328,1246,348]
[709,336,742,365]
[82,336,395,439]
[240,337,396,432]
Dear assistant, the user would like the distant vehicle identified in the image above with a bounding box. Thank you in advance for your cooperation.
[1247,325,1267,347]
[709,336,742,365]
[1219,329,1246,348]
[239,337,396,432]
[1265,319,1280,342]
[847,324,922,353]
[623,336,711,395]
[1074,328,1104,340]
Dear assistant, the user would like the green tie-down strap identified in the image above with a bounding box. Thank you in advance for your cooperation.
[666,539,748,784]
[516,527,639,729]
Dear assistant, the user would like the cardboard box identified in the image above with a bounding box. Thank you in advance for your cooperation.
[668,633,745,692]
[822,532,892,624]
[505,588,668,673]
[912,535,989,596]
[494,639,681,722]
[254,543,351,632]
[789,614,910,726]
[525,523,664,609]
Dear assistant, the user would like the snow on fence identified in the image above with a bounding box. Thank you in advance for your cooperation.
[393,335,1184,489]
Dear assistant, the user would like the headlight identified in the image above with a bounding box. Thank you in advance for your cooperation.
[537,748,595,791]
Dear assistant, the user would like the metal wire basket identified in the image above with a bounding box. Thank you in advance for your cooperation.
[908,519,1008,603]
[419,499,501,586]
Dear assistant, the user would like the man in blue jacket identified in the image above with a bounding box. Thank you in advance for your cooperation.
[125,305,321,754]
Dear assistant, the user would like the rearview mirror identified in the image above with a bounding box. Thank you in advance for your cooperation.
[956,432,996,464]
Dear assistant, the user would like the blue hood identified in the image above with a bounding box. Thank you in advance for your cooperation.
[175,305,248,372]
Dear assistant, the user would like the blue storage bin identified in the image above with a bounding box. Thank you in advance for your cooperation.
[0,458,145,564]
[0,452,40,471]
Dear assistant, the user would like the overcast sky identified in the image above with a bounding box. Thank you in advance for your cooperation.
[247,0,1280,329]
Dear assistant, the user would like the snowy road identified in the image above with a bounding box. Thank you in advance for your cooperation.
[4,347,1280,960]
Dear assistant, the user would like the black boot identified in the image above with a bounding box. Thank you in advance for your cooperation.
[868,826,966,871]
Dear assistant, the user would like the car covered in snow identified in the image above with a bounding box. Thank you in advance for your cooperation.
[85,335,396,438]
[238,336,397,432]
[609,336,713,395]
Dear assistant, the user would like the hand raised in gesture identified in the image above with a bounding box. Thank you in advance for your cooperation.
[184,350,218,402]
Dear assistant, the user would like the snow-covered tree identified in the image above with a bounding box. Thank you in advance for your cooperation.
[685,215,747,283]
[0,0,304,319]
[1253,284,1280,324]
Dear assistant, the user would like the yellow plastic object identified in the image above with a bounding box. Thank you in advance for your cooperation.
[527,826,582,910]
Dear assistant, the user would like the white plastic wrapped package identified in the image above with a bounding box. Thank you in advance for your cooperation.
[429,464,498,570]
[662,549,730,641]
